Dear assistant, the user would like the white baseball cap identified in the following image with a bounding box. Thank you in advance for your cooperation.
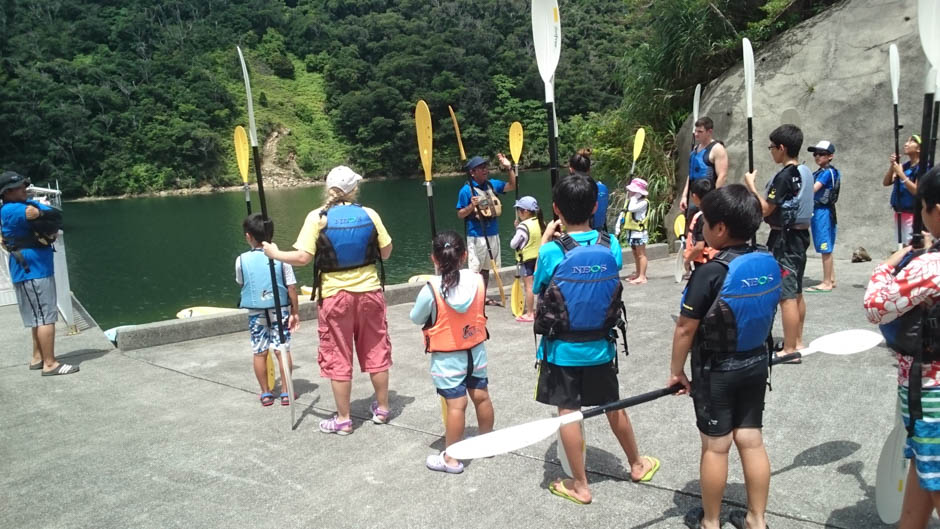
[325,165,363,193]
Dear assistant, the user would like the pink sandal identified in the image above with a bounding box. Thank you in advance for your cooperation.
[370,401,390,424]
[319,416,353,435]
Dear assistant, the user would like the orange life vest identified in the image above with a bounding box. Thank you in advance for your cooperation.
[684,211,719,264]
[422,276,488,353]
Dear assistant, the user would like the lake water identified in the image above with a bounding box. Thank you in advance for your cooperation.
[65,171,585,329]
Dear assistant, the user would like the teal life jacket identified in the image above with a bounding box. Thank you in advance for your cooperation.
[312,203,383,301]
[239,249,287,310]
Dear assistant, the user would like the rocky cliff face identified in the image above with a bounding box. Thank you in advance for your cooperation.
[674,0,925,259]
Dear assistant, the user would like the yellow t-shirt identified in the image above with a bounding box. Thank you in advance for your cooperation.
[293,205,392,299]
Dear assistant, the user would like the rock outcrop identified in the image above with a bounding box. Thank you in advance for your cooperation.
[674,0,925,259]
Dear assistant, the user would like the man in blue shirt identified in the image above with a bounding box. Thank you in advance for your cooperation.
[456,154,516,299]
[1,171,78,376]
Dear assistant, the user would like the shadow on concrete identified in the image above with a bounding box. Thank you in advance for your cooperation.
[292,395,322,430]
[291,377,319,399]
[772,440,860,476]
[56,347,114,366]
[350,389,416,423]
[823,460,893,529]
[627,479,740,529]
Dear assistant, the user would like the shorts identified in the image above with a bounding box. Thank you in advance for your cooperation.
[767,228,810,300]
[901,385,940,491]
[522,258,536,277]
[627,231,648,248]
[438,376,489,399]
[14,276,58,328]
[811,208,837,254]
[692,359,767,437]
[247,308,291,355]
[467,235,501,272]
[430,345,488,394]
[894,211,914,246]
[535,360,619,409]
[317,289,392,380]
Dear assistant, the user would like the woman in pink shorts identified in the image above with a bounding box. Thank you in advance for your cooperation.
[264,165,393,435]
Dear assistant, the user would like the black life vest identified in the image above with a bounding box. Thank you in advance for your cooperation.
[0,201,62,252]
[814,166,841,207]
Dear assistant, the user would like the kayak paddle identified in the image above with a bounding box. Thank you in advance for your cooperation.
[509,121,525,317]
[875,397,907,523]
[673,213,686,283]
[614,128,646,238]
[237,46,295,430]
[416,100,436,240]
[743,38,756,246]
[531,0,562,195]
[448,105,467,163]
[447,329,884,461]
[890,44,904,248]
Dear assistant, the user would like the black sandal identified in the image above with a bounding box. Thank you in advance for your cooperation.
[729,510,769,529]
[41,363,79,376]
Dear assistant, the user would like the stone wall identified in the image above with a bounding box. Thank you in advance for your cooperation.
[672,0,925,259]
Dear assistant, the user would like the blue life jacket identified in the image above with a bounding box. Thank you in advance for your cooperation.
[312,203,382,301]
[690,248,781,356]
[239,249,288,310]
[534,233,627,347]
[813,166,841,207]
[689,141,719,182]
[891,162,919,213]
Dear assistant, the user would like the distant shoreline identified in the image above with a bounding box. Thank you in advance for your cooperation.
[65,171,472,202]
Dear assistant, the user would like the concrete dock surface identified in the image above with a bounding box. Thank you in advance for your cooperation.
[2,254,935,529]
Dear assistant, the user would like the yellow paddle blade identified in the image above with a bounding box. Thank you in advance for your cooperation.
[408,274,434,284]
[449,105,467,161]
[234,126,250,184]
[415,100,433,182]
[673,214,686,238]
[511,277,525,317]
[633,128,646,163]
[509,122,524,164]
[266,351,275,390]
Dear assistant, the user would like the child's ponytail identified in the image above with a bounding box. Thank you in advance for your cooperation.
[536,207,546,233]
[432,230,466,299]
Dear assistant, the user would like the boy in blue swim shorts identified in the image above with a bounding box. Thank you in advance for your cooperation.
[236,214,299,407]
[807,140,840,292]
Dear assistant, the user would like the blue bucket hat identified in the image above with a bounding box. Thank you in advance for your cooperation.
[464,156,488,171]
[514,196,539,212]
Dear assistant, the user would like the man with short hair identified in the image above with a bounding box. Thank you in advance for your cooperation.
[744,124,811,359]
[0,171,78,376]
[679,116,729,213]
[456,154,516,300]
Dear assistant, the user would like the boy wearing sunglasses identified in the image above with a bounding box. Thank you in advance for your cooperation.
[806,141,840,292]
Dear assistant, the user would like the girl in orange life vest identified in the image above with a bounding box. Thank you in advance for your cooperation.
[409,230,494,474]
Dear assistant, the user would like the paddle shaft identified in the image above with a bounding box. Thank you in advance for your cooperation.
[583,350,806,420]
[426,182,437,239]
[244,185,252,215]
[895,103,903,247]
[914,90,935,250]
[932,100,940,168]
[250,144,288,345]
[546,101,559,211]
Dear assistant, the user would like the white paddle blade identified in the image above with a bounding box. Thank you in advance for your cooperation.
[674,251,685,283]
[531,0,562,88]
[890,44,900,104]
[446,415,568,460]
[743,38,755,118]
[692,83,701,124]
[926,67,938,95]
[802,329,884,357]
[919,0,940,69]
[875,398,908,523]
[236,46,259,147]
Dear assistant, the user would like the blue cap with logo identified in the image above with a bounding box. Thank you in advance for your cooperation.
[514,196,539,212]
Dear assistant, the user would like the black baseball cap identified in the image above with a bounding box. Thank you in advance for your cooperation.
[0,171,30,194]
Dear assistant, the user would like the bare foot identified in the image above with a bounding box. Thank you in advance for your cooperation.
[628,277,647,285]
[629,456,659,481]
[626,272,638,280]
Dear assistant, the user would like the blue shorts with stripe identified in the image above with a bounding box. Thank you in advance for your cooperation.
[811,207,836,254]
[900,386,940,491]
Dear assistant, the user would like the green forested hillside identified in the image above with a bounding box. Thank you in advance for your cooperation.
[0,0,836,199]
